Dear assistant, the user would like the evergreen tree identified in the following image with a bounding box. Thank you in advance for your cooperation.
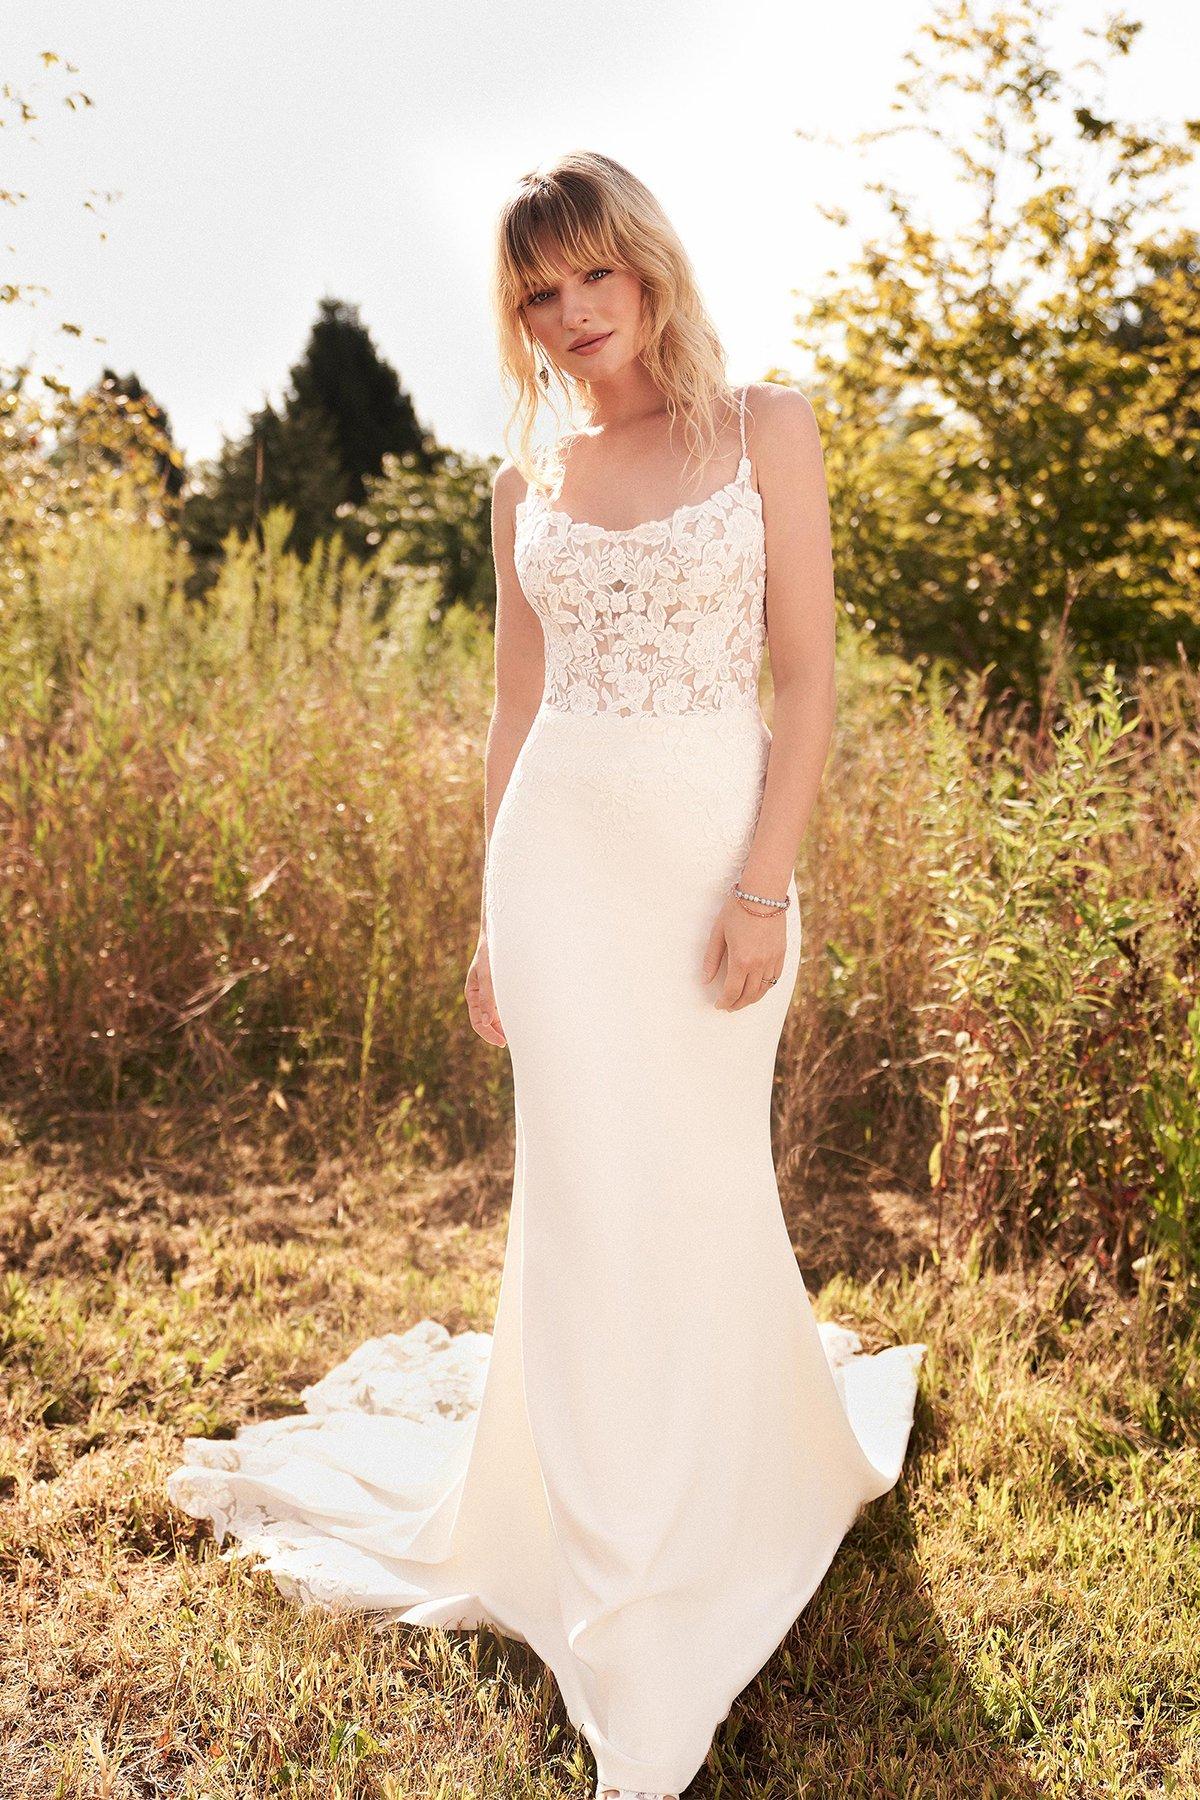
[292,296,430,503]
[182,395,348,570]
[181,296,430,566]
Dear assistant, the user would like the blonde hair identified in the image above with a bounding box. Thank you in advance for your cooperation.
[490,150,738,497]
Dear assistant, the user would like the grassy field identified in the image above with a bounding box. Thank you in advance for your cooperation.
[1,509,1199,1795]
[1,1129,1196,1799]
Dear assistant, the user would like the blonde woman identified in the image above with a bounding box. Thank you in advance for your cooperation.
[169,152,925,1800]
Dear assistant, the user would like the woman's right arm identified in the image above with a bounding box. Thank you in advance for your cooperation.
[464,459,546,1046]
[479,457,546,934]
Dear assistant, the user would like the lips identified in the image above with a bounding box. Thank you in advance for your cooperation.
[569,331,612,354]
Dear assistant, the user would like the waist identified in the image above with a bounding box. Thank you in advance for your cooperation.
[536,686,768,732]
[516,695,771,805]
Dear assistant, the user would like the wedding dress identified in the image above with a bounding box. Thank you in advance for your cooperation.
[166,385,926,1797]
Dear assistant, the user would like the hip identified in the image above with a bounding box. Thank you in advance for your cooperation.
[502,694,772,817]
[484,696,784,922]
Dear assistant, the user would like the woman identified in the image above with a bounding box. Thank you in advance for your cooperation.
[168,151,925,1800]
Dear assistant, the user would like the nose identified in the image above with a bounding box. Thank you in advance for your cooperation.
[560,287,594,329]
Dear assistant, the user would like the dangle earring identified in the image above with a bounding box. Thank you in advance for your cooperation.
[538,360,550,387]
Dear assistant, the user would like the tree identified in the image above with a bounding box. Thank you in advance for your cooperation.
[356,446,499,617]
[54,367,186,504]
[181,297,431,565]
[292,296,428,505]
[792,0,1200,692]
[180,393,348,572]
[0,53,171,572]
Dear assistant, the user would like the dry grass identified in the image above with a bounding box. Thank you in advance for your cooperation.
[3,512,1200,1282]
[2,490,1199,1796]
[1,1134,1196,1799]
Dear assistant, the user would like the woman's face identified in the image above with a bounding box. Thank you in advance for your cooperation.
[520,249,644,380]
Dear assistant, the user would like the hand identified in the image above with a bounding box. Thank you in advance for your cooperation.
[465,933,506,1046]
[701,891,788,1012]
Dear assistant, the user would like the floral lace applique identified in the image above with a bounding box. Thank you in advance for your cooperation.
[513,444,767,721]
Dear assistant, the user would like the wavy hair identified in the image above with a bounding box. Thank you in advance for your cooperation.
[490,150,738,498]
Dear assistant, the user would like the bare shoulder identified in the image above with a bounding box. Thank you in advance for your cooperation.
[743,379,819,439]
[491,456,531,533]
[492,456,530,504]
[742,382,823,487]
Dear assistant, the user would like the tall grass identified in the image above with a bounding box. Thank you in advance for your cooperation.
[0,508,499,1159]
[1,509,1197,1285]
[922,663,1161,1271]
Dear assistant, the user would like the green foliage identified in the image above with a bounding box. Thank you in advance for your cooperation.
[2,3,1198,1290]
[181,298,433,568]
[1,370,182,582]
[920,662,1167,1271]
[1,50,185,581]
[356,445,500,616]
[4,498,1198,1284]
[795,0,1200,690]
[181,394,349,575]
[291,297,428,509]
[58,367,186,502]
[770,618,1200,1289]
[1141,995,1200,1286]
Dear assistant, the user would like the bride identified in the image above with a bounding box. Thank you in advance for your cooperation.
[169,149,925,1800]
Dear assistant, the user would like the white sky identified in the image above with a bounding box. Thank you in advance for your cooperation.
[2,0,1196,468]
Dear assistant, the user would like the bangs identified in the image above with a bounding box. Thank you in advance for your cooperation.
[502,179,623,304]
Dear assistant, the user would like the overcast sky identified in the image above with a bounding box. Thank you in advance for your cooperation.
[3,0,1196,469]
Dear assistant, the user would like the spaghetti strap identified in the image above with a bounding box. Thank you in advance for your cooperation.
[738,384,749,459]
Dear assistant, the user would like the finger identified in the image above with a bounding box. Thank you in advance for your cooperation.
[473,1009,506,1046]
[718,962,750,1011]
[701,920,726,983]
[728,973,761,1011]
[466,981,506,1045]
[481,990,506,1042]
[734,968,776,1011]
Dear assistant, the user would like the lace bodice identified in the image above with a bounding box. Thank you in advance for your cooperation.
[513,386,766,719]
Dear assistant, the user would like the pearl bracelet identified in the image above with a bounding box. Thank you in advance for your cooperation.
[731,882,790,913]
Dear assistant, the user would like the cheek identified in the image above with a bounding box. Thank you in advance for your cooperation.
[524,313,551,349]
[614,273,645,323]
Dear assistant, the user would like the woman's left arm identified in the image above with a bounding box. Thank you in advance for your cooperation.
[738,382,837,902]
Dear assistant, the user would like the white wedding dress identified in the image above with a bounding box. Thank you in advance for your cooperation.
[167,385,926,1797]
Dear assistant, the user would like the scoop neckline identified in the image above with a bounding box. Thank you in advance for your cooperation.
[520,454,757,538]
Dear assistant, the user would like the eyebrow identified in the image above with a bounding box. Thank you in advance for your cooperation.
[527,260,608,295]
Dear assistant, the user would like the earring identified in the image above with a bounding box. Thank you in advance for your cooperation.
[538,360,550,386]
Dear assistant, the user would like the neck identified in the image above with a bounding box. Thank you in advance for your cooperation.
[583,361,670,430]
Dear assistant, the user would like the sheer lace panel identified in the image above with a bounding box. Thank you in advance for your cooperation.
[513,388,767,720]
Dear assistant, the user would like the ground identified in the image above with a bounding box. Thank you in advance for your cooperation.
[0,1134,1196,1799]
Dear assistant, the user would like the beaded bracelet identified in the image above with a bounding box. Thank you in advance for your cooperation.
[731,882,790,914]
